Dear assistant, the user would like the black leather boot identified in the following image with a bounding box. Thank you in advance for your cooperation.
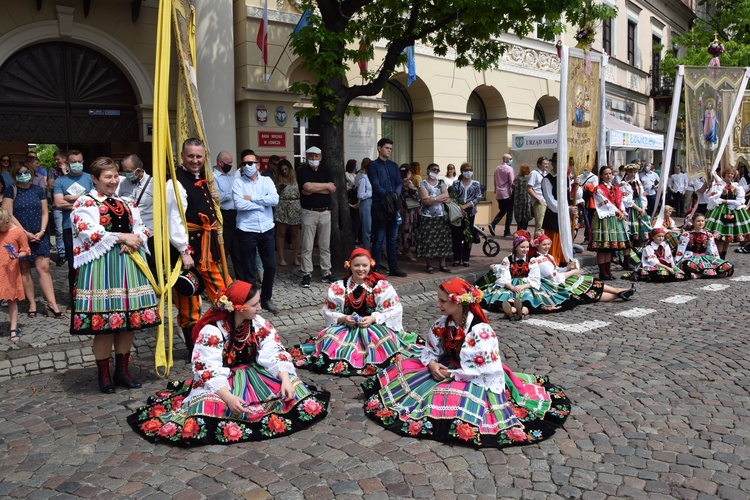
[96,358,115,394]
[113,352,142,389]
[182,326,195,358]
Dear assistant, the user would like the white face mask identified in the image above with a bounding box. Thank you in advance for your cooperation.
[242,162,258,178]
[70,162,84,174]
[308,159,320,168]
[462,171,473,179]
[428,172,439,180]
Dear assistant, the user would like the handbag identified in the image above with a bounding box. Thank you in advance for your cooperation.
[444,201,463,226]
[404,198,420,210]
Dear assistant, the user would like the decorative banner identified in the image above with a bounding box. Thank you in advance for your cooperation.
[684,66,746,180]
[728,96,750,169]
[565,51,601,178]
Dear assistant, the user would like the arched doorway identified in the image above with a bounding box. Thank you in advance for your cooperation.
[0,41,139,157]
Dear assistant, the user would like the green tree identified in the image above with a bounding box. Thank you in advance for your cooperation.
[290,0,615,264]
[31,144,58,170]
[663,0,750,72]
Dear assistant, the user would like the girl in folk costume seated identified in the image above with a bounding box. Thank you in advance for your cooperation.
[588,167,631,280]
[704,167,750,258]
[660,204,682,253]
[128,281,330,446]
[675,213,734,279]
[533,234,636,304]
[476,231,572,321]
[291,248,421,376]
[630,228,686,282]
[362,278,570,448]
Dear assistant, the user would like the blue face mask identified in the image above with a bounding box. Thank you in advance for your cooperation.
[70,162,84,174]
[16,172,31,183]
[242,162,258,178]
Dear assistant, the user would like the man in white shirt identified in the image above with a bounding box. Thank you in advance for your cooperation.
[118,154,153,234]
[232,149,280,314]
[213,151,245,280]
[639,164,660,214]
[688,165,710,216]
[527,156,549,236]
[667,164,689,216]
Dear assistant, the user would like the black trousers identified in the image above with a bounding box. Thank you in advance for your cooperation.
[490,195,514,235]
[236,227,276,304]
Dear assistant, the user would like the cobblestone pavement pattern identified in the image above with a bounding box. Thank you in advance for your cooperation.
[2,244,750,499]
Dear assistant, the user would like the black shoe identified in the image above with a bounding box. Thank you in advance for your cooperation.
[619,284,636,300]
[261,301,280,314]
[321,274,336,283]
[301,274,311,288]
[488,225,496,236]
[56,255,66,267]
[735,246,750,254]
[389,267,408,277]
[503,231,512,237]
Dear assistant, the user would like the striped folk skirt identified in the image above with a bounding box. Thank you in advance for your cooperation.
[588,215,630,251]
[71,248,161,335]
[361,357,570,448]
[705,204,750,243]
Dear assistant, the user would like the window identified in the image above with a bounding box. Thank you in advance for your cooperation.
[534,103,547,128]
[466,92,487,198]
[627,20,637,66]
[381,82,412,166]
[603,18,612,55]
[293,115,323,168]
[652,35,662,92]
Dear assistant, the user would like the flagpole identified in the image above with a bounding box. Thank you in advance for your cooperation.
[652,65,684,222]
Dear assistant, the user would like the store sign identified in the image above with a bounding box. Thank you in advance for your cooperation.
[258,131,286,147]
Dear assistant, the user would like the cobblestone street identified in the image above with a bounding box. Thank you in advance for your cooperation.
[1,246,750,499]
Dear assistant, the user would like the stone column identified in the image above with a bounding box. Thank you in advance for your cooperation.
[193,0,237,161]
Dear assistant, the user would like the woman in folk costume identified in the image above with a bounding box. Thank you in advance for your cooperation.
[291,248,421,376]
[588,166,630,280]
[70,157,161,393]
[615,164,650,271]
[704,167,750,258]
[533,234,636,304]
[128,281,330,446]
[476,231,571,320]
[675,213,734,279]
[362,278,571,448]
[629,228,686,282]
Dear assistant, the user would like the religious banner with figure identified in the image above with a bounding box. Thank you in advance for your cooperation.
[565,49,601,178]
[728,96,750,171]
[684,66,746,180]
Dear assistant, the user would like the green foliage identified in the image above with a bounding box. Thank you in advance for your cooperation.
[664,0,750,75]
[31,144,58,170]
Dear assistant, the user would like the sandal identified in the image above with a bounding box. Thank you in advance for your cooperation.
[439,266,452,273]
[46,305,64,319]
[9,329,20,342]
[27,310,37,318]
[426,265,435,274]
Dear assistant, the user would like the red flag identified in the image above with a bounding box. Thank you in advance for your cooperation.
[357,39,368,76]
[256,0,268,65]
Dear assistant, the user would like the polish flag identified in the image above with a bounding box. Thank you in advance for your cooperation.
[256,0,268,65]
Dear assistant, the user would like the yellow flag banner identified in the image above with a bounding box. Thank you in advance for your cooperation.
[565,54,601,178]
[684,67,746,180]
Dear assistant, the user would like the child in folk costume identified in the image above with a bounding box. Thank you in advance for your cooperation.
[291,248,421,376]
[588,167,630,280]
[0,208,30,342]
[630,228,685,282]
[675,213,734,279]
[704,167,750,258]
[660,205,682,253]
[476,232,571,320]
[362,278,571,448]
[534,234,635,304]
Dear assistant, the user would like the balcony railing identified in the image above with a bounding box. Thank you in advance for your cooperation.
[651,74,675,98]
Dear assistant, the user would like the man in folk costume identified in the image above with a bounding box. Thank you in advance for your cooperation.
[167,137,231,354]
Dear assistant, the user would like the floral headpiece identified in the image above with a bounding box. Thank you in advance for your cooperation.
[215,281,252,312]
[448,287,484,305]
[532,234,551,248]
[344,248,376,269]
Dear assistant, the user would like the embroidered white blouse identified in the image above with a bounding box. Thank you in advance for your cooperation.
[322,278,403,332]
[491,255,541,290]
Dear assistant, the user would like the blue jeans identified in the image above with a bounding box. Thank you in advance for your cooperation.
[53,208,65,257]
[359,198,372,251]
[371,208,399,270]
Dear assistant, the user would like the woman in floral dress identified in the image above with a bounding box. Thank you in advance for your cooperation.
[128,281,329,446]
[274,159,301,267]
[70,157,160,393]
[291,248,421,376]
[362,278,570,448]
[704,167,750,258]
[675,213,734,278]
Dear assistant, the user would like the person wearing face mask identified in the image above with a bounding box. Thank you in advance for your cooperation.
[232,149,280,314]
[449,162,482,266]
[118,154,153,235]
[212,151,245,281]
[53,150,94,301]
[297,146,337,288]
[166,138,232,357]
[489,153,515,237]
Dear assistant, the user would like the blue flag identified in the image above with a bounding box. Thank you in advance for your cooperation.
[405,45,416,87]
[293,9,312,34]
